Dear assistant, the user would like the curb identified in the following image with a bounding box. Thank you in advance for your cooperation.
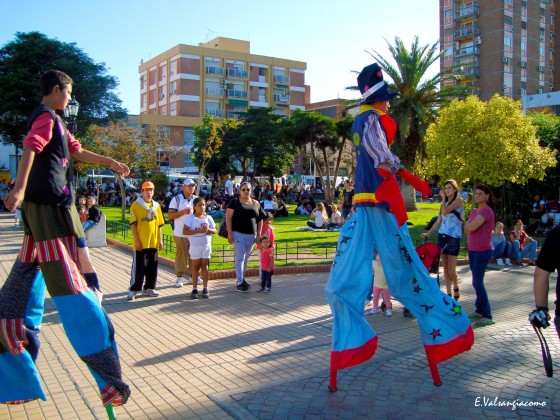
[106,237,332,280]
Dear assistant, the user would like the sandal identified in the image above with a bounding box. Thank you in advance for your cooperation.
[473,318,495,328]
[453,287,460,301]
[468,312,482,319]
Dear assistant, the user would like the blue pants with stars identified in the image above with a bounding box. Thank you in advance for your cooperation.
[326,206,472,363]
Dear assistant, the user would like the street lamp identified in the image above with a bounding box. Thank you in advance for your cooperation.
[63,97,79,134]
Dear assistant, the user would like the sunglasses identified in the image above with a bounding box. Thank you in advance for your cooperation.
[241,188,251,192]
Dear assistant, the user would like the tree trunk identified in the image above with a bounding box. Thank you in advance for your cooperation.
[399,178,417,212]
[117,174,127,221]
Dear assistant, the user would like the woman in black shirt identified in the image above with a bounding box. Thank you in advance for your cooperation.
[226,181,267,291]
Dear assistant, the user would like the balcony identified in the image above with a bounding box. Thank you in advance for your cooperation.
[459,65,480,77]
[226,68,248,78]
[274,94,290,103]
[454,24,478,40]
[205,108,224,118]
[273,75,289,83]
[454,5,478,20]
[205,87,224,96]
[454,46,479,57]
[206,66,224,75]
[227,110,244,118]
[226,89,248,99]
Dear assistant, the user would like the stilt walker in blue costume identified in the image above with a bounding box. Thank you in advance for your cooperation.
[0,70,130,414]
[326,63,474,390]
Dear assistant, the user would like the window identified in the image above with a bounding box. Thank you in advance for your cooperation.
[521,21,527,30]
[444,9,453,18]
[521,41,527,51]
[504,15,513,25]
[504,36,512,47]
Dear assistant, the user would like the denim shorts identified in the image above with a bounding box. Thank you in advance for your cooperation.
[437,233,461,256]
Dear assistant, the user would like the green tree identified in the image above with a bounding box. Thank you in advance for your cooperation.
[288,110,340,203]
[423,95,556,187]
[0,32,126,153]
[87,122,172,220]
[192,114,239,194]
[223,108,295,182]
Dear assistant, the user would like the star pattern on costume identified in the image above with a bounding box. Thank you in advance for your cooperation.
[451,302,462,315]
[348,220,357,230]
[400,246,412,263]
[411,277,418,284]
[336,250,343,257]
[413,285,422,294]
[430,328,443,341]
[340,236,351,245]
[443,296,451,306]
[421,304,434,313]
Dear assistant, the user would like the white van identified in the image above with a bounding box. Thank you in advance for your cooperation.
[167,172,212,195]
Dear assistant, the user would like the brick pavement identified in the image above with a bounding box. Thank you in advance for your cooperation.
[0,212,558,419]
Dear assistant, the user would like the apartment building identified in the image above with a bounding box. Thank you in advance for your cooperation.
[440,0,560,100]
[139,37,307,171]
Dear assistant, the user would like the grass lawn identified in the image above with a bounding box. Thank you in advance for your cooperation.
[101,202,442,270]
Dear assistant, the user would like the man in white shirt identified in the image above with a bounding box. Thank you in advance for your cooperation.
[167,178,201,287]
[225,174,234,197]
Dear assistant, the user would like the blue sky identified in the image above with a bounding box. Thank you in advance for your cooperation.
[1,0,439,114]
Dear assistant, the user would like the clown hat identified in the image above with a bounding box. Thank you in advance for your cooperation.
[357,63,398,104]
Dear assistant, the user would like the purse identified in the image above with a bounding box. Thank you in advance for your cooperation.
[218,218,228,238]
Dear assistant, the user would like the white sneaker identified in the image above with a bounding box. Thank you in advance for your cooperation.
[127,291,137,301]
[497,258,505,266]
[142,289,159,297]
[369,308,380,315]
[175,277,184,288]
[385,309,393,317]
[197,276,203,285]
[505,258,512,266]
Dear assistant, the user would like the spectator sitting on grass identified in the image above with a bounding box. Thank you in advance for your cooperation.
[307,202,329,229]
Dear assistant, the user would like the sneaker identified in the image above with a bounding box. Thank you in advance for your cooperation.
[202,288,209,299]
[236,282,250,292]
[191,289,199,299]
[264,288,271,293]
[142,289,159,297]
[197,276,204,285]
[505,258,512,266]
[175,277,184,288]
[497,258,505,266]
[369,308,380,315]
[385,309,393,317]
[257,288,265,292]
[127,291,137,301]
[242,280,252,290]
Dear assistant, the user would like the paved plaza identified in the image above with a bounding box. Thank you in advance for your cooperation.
[0,212,559,419]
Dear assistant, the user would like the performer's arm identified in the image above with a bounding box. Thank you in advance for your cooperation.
[362,114,401,171]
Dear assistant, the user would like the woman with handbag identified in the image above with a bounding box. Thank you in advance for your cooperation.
[225,181,267,292]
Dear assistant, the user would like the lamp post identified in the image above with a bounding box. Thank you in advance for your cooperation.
[63,97,79,134]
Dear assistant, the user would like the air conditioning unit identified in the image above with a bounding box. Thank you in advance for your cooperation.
[538,66,544,72]
[476,36,482,45]
[169,71,174,76]
[550,67,555,73]
[520,88,526,95]
[503,83,508,89]
[520,61,527,68]
[538,88,544,94]
[502,57,510,64]
[159,93,165,100]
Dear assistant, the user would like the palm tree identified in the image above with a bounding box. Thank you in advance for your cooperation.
[366,36,466,209]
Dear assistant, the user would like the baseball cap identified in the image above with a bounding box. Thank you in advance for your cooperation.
[141,181,155,190]
[183,178,195,186]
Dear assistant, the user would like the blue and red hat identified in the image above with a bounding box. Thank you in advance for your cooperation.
[357,63,398,104]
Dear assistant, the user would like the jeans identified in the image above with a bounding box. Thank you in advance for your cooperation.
[233,231,256,285]
[511,240,537,261]
[260,270,273,289]
[82,220,97,232]
[469,249,493,319]
[492,241,512,260]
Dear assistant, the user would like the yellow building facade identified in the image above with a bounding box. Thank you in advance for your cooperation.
[139,37,307,171]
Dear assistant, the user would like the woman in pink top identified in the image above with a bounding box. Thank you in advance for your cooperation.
[464,184,495,327]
